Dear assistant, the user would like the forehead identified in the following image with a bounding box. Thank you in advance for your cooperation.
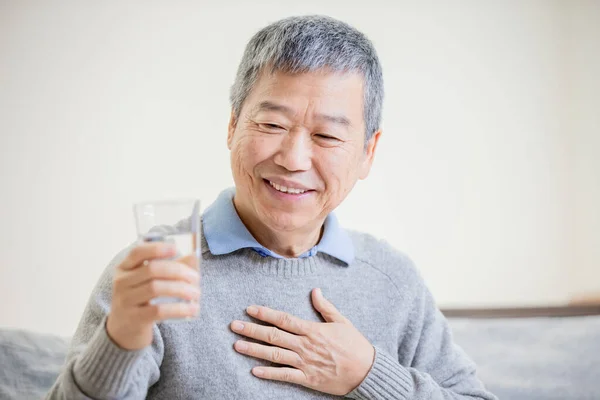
[246,69,365,124]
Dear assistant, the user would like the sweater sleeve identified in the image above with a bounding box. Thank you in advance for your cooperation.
[346,264,497,400]
[45,247,164,400]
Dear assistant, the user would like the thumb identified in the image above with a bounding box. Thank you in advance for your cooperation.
[311,288,349,324]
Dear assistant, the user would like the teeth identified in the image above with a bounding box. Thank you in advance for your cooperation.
[268,181,306,194]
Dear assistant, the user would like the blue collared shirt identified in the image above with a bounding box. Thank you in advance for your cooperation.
[202,187,354,265]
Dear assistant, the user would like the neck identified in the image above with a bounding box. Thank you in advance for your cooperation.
[233,196,324,258]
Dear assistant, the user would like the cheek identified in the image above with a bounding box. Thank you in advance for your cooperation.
[231,134,275,178]
[316,148,362,192]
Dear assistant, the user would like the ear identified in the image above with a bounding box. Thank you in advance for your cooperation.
[358,130,382,180]
[227,110,237,150]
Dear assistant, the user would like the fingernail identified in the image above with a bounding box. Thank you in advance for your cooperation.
[253,367,264,376]
[231,321,244,331]
[246,306,258,316]
[235,341,248,351]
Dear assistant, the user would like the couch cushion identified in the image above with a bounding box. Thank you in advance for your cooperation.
[449,316,600,400]
[0,328,69,400]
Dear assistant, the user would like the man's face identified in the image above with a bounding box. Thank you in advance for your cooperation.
[227,69,380,232]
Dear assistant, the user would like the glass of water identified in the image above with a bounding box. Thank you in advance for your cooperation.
[133,199,201,317]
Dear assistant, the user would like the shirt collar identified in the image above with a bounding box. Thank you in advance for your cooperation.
[202,187,354,265]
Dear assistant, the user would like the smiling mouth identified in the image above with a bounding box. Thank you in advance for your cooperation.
[265,179,311,195]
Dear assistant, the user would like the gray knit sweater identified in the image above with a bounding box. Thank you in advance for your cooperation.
[47,230,496,399]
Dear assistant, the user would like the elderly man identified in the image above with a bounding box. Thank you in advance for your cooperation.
[48,15,496,400]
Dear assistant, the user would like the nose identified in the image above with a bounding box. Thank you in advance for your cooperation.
[273,130,312,172]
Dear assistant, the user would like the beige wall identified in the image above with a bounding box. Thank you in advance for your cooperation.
[567,1,600,300]
[0,1,596,336]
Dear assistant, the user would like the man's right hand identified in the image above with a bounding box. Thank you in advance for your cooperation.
[106,242,201,350]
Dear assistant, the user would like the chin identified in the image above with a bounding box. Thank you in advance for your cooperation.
[260,209,311,232]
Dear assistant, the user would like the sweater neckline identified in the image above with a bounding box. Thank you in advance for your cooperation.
[240,248,324,277]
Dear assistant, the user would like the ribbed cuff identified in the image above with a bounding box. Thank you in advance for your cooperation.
[72,318,145,398]
[346,346,414,400]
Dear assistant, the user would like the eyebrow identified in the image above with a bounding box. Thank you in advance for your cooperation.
[253,101,352,127]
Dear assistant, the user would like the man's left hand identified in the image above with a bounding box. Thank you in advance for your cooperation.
[230,288,375,396]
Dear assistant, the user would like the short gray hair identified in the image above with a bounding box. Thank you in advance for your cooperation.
[230,15,384,143]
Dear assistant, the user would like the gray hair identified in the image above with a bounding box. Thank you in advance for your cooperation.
[230,15,384,144]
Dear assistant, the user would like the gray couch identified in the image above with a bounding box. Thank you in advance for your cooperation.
[1,316,599,399]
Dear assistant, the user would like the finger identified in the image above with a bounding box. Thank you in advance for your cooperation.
[251,367,307,386]
[138,301,199,322]
[115,260,200,289]
[230,321,299,350]
[121,243,177,271]
[123,279,200,306]
[311,288,349,324]
[246,306,311,335]
[234,341,303,368]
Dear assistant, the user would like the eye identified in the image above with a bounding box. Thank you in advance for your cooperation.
[315,133,339,141]
[258,123,286,132]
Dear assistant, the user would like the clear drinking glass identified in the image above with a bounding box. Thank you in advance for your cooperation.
[133,199,201,317]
